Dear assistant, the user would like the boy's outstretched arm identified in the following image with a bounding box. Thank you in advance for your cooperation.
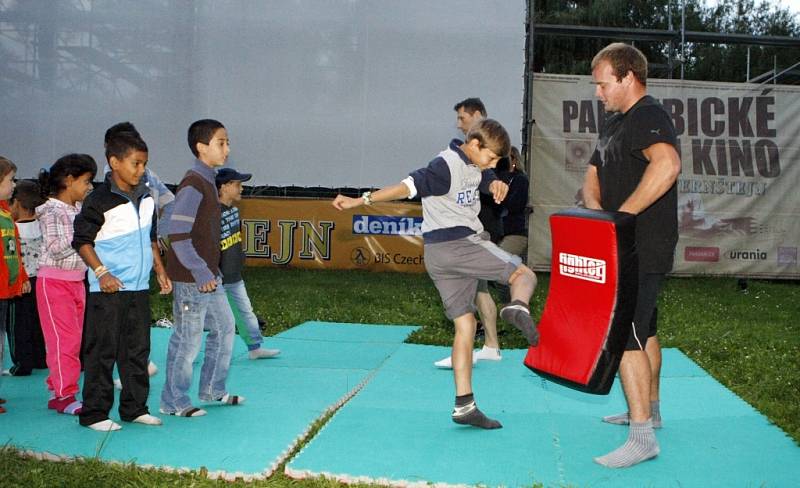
[332,182,411,210]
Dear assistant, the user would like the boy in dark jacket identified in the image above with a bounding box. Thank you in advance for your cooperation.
[73,131,171,431]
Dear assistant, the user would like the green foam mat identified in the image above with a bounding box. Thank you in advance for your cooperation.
[0,321,416,480]
[287,345,800,487]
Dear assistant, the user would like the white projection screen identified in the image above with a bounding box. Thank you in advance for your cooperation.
[0,0,525,188]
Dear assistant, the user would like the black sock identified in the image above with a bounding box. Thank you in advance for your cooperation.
[455,393,474,407]
[452,393,502,429]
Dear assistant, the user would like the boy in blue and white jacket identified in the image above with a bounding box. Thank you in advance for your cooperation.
[73,131,172,432]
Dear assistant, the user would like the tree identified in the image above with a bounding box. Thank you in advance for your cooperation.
[531,0,800,82]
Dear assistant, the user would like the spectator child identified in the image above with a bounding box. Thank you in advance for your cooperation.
[73,131,171,431]
[7,180,47,376]
[216,168,280,359]
[0,156,30,413]
[36,154,97,415]
[160,119,245,417]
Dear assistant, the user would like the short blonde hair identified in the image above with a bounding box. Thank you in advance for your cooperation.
[592,42,648,86]
[466,118,510,158]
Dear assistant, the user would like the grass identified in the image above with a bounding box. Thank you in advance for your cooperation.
[4,269,798,486]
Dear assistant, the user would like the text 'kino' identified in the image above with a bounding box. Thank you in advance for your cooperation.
[559,252,606,284]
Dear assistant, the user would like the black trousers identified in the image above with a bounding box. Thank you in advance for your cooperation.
[79,290,152,426]
[7,277,47,375]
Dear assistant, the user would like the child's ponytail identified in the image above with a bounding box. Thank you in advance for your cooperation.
[40,154,97,197]
[38,168,51,198]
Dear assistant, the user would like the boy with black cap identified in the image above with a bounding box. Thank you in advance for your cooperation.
[217,168,280,359]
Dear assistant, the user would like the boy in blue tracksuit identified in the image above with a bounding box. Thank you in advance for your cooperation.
[73,131,172,431]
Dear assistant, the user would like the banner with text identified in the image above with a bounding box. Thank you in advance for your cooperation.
[238,198,425,272]
[528,73,800,278]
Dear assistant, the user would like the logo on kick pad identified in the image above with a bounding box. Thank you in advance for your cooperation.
[558,252,606,284]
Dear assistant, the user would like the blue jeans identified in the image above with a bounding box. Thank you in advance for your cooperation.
[224,280,263,351]
[160,280,235,412]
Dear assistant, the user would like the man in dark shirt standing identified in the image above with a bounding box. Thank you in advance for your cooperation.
[582,43,681,468]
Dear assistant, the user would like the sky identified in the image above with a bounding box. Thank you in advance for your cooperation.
[709,0,800,16]
[783,0,800,15]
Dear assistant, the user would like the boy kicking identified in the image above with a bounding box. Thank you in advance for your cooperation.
[333,118,538,428]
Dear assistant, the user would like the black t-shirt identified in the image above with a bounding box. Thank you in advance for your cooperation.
[219,204,245,284]
[589,95,678,273]
[478,192,503,243]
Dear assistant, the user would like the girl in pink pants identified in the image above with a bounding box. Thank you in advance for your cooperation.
[36,154,97,415]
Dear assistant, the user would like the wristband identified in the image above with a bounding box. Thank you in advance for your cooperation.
[362,191,373,206]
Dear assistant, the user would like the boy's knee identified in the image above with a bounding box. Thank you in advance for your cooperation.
[508,265,536,286]
[452,313,477,335]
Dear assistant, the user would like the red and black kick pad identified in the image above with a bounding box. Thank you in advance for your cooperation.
[524,208,637,394]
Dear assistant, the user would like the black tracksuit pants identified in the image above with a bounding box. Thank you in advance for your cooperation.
[79,290,152,426]
[7,277,47,375]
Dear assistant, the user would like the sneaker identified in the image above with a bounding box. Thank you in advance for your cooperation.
[214,393,245,405]
[159,406,207,417]
[1,369,10,376]
[248,348,281,360]
[199,393,246,405]
[87,419,122,431]
[132,414,162,426]
[154,318,173,328]
[473,345,502,361]
[116,362,157,389]
[434,354,478,369]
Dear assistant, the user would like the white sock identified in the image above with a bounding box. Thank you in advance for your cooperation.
[87,419,122,432]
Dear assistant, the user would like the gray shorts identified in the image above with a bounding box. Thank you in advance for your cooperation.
[424,233,522,320]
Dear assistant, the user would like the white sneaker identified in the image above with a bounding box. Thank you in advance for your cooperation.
[154,318,173,328]
[132,414,162,426]
[434,354,478,369]
[87,419,122,431]
[434,346,501,369]
[248,348,281,359]
[473,346,502,361]
[115,362,157,390]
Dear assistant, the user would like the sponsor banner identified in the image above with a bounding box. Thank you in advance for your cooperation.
[238,197,425,272]
[528,73,800,279]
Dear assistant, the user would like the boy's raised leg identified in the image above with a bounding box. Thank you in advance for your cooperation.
[500,266,539,345]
